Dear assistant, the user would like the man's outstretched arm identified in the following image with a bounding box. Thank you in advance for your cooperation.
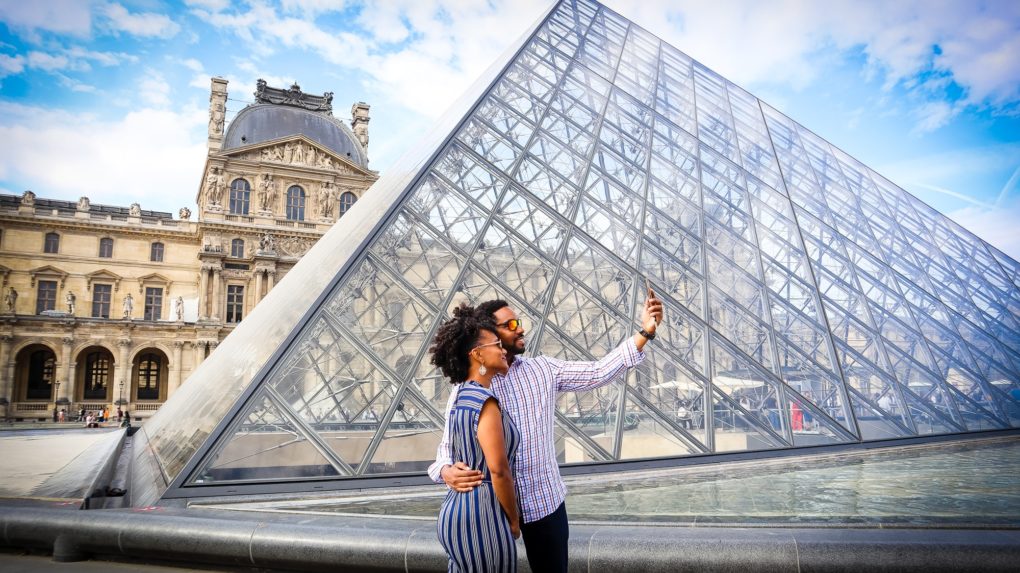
[554,289,663,392]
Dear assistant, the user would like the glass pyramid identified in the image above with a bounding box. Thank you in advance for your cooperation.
[148,0,1020,497]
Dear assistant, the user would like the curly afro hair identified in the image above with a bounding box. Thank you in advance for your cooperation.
[429,303,497,384]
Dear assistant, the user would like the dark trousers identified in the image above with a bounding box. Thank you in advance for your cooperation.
[521,502,568,573]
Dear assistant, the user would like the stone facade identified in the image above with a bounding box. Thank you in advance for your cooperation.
[0,78,378,421]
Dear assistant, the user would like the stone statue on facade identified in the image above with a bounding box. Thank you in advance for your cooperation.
[205,167,225,206]
[130,203,141,217]
[174,296,184,321]
[66,291,76,314]
[258,232,276,253]
[258,173,276,211]
[179,207,192,220]
[123,293,134,319]
[306,145,316,166]
[77,196,90,211]
[21,190,35,206]
[319,182,336,219]
[4,287,17,313]
[317,153,332,169]
[291,142,305,164]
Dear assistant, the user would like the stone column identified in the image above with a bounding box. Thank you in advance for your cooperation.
[267,270,277,291]
[193,340,207,367]
[59,336,73,405]
[211,268,222,320]
[0,335,12,416]
[208,340,219,358]
[198,266,210,320]
[169,341,185,396]
[254,270,264,303]
[116,339,132,409]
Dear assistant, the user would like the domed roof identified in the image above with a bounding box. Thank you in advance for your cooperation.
[222,104,368,168]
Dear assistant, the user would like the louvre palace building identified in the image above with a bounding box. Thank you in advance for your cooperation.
[0,78,378,422]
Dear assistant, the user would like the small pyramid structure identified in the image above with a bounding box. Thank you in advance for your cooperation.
[142,0,1020,500]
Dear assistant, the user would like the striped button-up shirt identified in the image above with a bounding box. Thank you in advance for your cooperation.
[428,338,644,523]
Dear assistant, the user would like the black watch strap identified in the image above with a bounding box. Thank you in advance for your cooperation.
[639,328,656,341]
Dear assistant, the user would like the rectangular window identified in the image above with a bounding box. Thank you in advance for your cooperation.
[226,285,244,323]
[98,238,113,258]
[144,287,163,321]
[36,280,57,313]
[150,242,164,262]
[92,284,112,318]
[44,233,59,253]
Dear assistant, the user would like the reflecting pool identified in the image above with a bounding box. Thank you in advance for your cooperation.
[204,436,1020,528]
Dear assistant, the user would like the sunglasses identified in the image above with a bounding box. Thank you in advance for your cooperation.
[496,318,524,332]
[473,339,503,351]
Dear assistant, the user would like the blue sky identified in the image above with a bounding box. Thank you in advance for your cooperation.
[1,0,1018,260]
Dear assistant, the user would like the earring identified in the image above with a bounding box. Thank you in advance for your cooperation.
[479,364,487,376]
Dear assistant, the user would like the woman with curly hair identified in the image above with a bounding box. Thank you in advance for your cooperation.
[431,303,520,572]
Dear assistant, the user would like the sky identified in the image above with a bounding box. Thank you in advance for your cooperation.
[1,0,1018,260]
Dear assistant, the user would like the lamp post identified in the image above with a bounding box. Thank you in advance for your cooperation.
[118,380,125,406]
[53,381,61,422]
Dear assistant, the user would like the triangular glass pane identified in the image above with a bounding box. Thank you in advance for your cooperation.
[710,387,785,452]
[364,391,444,475]
[618,387,702,459]
[628,348,709,447]
[190,392,342,484]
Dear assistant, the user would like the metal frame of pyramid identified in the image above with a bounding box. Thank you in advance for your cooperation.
[140,0,1020,501]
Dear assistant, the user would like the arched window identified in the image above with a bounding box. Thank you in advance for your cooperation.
[150,242,164,262]
[230,238,245,258]
[83,350,112,400]
[44,232,60,253]
[339,191,357,216]
[136,352,162,400]
[229,178,250,215]
[98,237,113,258]
[26,348,56,400]
[286,185,305,221]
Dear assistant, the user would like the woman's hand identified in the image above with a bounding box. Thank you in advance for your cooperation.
[511,519,521,539]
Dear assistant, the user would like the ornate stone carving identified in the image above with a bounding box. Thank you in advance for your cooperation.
[179,207,192,220]
[65,291,76,313]
[258,232,277,254]
[254,79,333,115]
[276,236,314,257]
[209,101,225,135]
[174,296,184,321]
[77,196,90,211]
[21,190,35,206]
[129,203,141,217]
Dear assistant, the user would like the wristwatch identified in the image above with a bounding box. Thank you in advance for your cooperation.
[638,328,656,341]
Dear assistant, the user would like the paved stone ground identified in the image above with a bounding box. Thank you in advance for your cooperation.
[0,428,119,497]
[0,550,257,572]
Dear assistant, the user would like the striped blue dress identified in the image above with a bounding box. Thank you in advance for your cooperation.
[437,381,521,572]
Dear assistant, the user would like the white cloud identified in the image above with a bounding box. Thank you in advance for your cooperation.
[26,51,74,72]
[138,69,172,107]
[0,101,207,213]
[0,0,92,39]
[0,54,26,77]
[183,0,231,11]
[911,101,959,135]
[947,199,1020,261]
[101,2,180,39]
[281,0,349,16]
